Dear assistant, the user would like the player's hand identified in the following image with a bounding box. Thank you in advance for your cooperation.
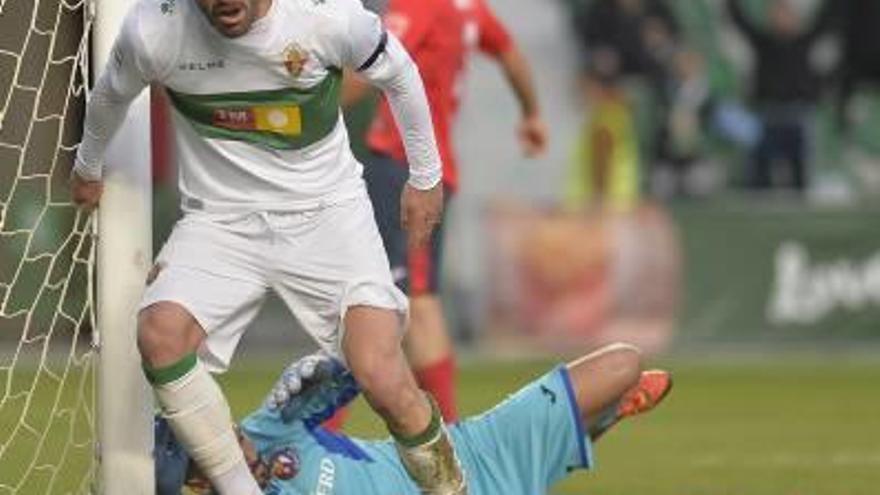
[70,171,103,211]
[517,114,548,158]
[401,182,443,249]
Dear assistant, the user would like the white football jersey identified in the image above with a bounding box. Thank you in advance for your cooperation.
[80,0,438,214]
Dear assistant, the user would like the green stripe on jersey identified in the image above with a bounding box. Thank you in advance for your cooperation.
[166,70,342,150]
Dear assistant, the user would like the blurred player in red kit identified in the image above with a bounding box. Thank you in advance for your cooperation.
[340,0,547,426]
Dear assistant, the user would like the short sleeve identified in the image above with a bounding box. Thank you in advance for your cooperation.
[476,0,513,58]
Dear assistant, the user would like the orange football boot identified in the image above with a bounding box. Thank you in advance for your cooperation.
[616,370,673,419]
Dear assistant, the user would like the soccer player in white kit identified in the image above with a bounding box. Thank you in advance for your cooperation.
[70,0,466,493]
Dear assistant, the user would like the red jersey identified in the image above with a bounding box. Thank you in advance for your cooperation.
[366,0,513,191]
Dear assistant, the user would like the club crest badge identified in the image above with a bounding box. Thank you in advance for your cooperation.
[283,44,309,78]
[269,447,301,480]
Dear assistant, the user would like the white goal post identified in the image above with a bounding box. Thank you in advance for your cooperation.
[93,0,155,492]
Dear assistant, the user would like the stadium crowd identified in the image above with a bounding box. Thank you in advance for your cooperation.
[562,0,880,204]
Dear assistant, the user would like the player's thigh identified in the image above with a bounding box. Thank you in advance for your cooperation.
[141,216,269,372]
[271,196,408,359]
[454,367,594,494]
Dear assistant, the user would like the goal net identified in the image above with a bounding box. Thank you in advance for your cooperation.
[0,0,97,493]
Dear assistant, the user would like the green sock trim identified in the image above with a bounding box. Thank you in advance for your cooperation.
[393,397,442,449]
[143,353,198,385]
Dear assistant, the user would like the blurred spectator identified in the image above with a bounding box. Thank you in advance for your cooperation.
[834,0,880,130]
[567,47,640,211]
[652,48,714,198]
[568,0,689,203]
[571,0,679,84]
[727,0,835,192]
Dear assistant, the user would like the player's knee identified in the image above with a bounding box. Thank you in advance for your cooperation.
[604,342,643,387]
[137,303,203,367]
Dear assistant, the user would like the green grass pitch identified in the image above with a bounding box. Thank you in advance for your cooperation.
[2,354,878,494]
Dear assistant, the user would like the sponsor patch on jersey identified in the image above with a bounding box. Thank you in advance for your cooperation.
[269,447,300,480]
[283,43,310,78]
[211,106,302,136]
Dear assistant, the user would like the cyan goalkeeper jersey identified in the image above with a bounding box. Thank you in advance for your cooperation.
[241,366,595,495]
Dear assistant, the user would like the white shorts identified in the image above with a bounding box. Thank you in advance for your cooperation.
[139,194,408,372]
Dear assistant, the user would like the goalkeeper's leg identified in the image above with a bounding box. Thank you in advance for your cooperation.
[138,302,261,495]
[566,343,673,440]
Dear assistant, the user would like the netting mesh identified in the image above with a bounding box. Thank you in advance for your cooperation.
[0,0,97,493]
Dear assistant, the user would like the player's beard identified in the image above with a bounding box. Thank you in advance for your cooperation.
[205,0,257,38]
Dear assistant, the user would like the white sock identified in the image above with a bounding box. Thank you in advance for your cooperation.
[214,460,263,495]
[154,358,261,495]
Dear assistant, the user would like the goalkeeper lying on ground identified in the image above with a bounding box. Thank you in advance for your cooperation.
[155,343,672,494]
